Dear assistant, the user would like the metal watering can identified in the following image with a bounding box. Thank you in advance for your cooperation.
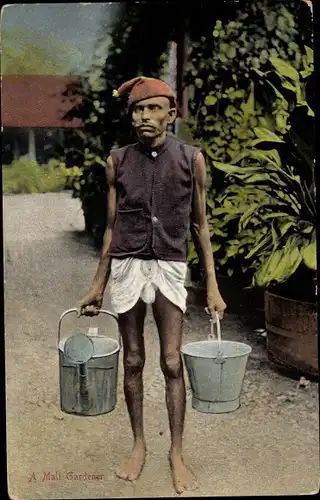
[58,308,121,416]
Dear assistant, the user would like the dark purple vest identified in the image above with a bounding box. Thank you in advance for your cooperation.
[109,135,199,262]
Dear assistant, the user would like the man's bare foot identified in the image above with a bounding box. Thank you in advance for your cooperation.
[116,442,146,482]
[169,452,199,494]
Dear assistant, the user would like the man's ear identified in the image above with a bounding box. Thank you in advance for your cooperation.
[167,107,177,124]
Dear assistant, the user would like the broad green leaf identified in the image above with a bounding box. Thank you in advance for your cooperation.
[245,234,271,260]
[261,212,291,220]
[275,245,302,282]
[300,69,313,79]
[297,101,315,117]
[205,95,217,106]
[275,112,289,132]
[302,241,317,270]
[254,242,302,287]
[252,68,265,77]
[252,127,285,145]
[213,161,259,175]
[212,242,221,252]
[300,223,314,234]
[270,57,299,81]
[254,249,284,287]
[271,223,278,248]
[241,173,285,186]
[211,207,230,215]
[240,83,255,120]
[229,89,245,99]
[95,156,106,167]
[258,115,275,131]
[207,198,215,209]
[238,204,260,231]
[264,10,277,31]
[278,221,296,236]
[226,246,239,258]
[265,79,288,105]
[213,227,228,237]
[304,45,314,65]
[219,255,229,266]
[204,148,215,160]
[220,43,229,53]
[238,149,282,170]
[227,46,237,59]
[281,81,296,92]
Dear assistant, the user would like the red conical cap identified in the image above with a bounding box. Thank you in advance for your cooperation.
[113,76,175,107]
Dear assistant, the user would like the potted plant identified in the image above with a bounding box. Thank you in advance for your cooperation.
[213,122,316,375]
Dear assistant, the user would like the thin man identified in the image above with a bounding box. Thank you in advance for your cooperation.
[79,76,227,494]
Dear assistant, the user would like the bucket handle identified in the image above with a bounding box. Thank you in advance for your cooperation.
[206,310,222,342]
[57,308,121,347]
[207,311,225,364]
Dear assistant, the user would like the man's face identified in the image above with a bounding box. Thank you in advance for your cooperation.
[131,96,176,140]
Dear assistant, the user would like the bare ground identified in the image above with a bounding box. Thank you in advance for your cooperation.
[4,192,319,498]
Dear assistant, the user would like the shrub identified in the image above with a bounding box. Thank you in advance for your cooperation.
[2,157,82,194]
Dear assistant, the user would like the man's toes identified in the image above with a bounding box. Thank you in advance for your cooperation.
[127,472,138,481]
[174,482,184,494]
[186,478,199,491]
[116,469,128,480]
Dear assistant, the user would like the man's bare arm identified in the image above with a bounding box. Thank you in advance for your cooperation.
[79,155,117,315]
[190,151,226,315]
[89,155,117,297]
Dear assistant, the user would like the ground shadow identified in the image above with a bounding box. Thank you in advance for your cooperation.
[61,229,100,257]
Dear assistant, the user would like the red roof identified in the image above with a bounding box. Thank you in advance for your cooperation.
[2,75,83,128]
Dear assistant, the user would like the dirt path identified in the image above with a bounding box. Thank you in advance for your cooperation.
[4,193,319,498]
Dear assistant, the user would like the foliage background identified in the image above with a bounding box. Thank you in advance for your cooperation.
[62,0,315,299]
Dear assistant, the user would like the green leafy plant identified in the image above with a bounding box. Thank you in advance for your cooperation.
[206,47,315,289]
[185,2,310,165]
[211,127,316,290]
[2,157,82,194]
[184,1,314,285]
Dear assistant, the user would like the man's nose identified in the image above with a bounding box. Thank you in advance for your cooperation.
[141,108,151,120]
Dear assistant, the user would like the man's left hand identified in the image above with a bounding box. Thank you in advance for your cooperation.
[207,288,227,320]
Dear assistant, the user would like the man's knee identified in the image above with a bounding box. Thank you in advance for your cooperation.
[161,352,183,379]
[124,350,145,374]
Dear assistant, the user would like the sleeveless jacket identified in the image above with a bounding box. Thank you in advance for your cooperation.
[109,135,200,262]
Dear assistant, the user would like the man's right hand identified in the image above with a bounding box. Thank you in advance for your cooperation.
[78,291,103,317]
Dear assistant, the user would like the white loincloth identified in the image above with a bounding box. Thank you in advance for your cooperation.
[110,257,188,314]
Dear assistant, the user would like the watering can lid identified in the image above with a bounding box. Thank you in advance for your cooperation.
[64,333,94,364]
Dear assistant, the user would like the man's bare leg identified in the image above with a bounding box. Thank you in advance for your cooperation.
[116,299,147,481]
[152,291,199,494]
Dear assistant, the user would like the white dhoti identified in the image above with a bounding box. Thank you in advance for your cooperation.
[110,257,188,314]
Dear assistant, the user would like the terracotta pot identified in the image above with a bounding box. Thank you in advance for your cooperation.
[264,291,318,379]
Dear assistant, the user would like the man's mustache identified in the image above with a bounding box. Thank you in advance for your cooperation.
[132,121,155,129]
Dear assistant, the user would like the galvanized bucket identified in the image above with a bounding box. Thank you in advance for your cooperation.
[58,308,121,416]
[181,312,252,414]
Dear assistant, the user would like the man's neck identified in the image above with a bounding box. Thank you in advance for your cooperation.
[138,132,167,148]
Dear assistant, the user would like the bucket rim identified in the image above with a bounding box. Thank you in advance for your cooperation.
[59,336,120,358]
[181,339,252,358]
